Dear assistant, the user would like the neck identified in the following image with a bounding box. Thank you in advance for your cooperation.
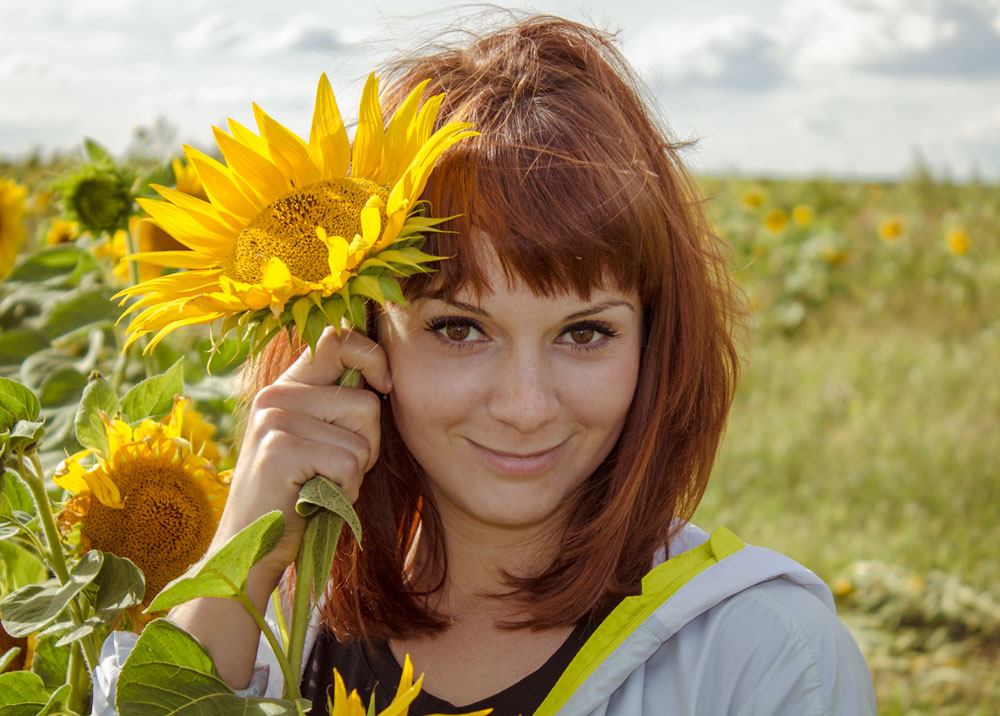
[413,498,565,622]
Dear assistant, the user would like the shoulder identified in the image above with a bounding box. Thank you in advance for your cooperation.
[648,576,876,715]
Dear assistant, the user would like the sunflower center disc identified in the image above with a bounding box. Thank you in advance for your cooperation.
[227,177,389,284]
[80,457,215,600]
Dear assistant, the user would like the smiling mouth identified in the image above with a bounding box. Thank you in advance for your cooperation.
[467,439,566,476]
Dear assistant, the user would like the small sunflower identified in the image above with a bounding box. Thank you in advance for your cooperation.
[740,185,766,210]
[0,178,28,279]
[54,397,230,603]
[878,217,903,244]
[763,208,789,234]
[113,73,477,354]
[946,226,969,256]
[46,218,81,246]
[57,160,136,236]
[328,654,492,716]
[792,204,814,227]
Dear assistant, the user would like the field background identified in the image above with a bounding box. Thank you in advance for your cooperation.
[2,154,998,713]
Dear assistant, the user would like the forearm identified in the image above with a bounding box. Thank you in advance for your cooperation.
[167,567,281,690]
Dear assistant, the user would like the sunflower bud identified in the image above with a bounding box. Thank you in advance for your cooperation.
[56,155,136,236]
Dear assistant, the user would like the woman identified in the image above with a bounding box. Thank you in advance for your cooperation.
[116,14,876,716]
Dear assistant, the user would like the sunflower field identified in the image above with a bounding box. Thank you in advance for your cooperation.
[0,134,998,715]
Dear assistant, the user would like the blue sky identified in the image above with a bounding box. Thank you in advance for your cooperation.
[2,0,999,179]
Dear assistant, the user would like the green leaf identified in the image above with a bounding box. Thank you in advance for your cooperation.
[42,287,119,339]
[120,359,183,423]
[74,374,120,454]
[0,542,46,592]
[0,330,50,367]
[0,551,104,637]
[0,648,21,673]
[27,635,70,692]
[0,671,48,716]
[6,421,44,455]
[1,468,34,517]
[54,552,145,647]
[37,684,70,716]
[295,477,361,543]
[116,619,307,715]
[6,246,97,284]
[145,511,284,613]
[317,294,347,329]
[84,137,113,164]
[0,378,40,432]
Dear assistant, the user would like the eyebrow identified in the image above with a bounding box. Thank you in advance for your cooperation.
[435,297,636,321]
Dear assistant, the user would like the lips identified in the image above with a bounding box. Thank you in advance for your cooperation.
[467,439,566,476]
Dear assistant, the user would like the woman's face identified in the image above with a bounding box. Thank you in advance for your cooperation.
[379,255,642,533]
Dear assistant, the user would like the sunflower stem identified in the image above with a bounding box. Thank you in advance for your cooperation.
[284,319,367,698]
[270,589,290,650]
[22,451,101,671]
[285,519,318,700]
[66,643,87,715]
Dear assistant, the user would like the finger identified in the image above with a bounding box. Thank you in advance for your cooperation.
[251,405,379,472]
[278,326,392,393]
[253,383,381,444]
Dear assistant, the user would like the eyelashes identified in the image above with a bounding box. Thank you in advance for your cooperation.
[422,315,620,352]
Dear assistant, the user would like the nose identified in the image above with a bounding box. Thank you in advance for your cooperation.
[485,346,561,435]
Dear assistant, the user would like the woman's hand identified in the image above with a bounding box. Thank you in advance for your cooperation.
[211,326,392,591]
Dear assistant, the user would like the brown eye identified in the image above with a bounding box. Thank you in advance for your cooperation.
[568,328,595,344]
[445,323,471,341]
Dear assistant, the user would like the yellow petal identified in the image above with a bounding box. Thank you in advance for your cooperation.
[331,670,348,716]
[52,450,99,492]
[213,127,289,203]
[360,199,382,248]
[309,73,351,178]
[125,250,223,269]
[228,118,269,156]
[377,79,430,185]
[387,123,477,215]
[261,256,292,291]
[150,184,239,237]
[185,145,259,222]
[318,227,349,275]
[350,73,385,180]
[136,198,234,254]
[253,103,320,187]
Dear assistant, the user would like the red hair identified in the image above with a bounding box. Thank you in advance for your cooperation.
[246,14,743,638]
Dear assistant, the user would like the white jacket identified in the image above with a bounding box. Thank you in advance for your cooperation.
[94,524,876,715]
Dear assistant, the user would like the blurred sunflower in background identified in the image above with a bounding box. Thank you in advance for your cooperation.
[0,178,28,279]
[45,218,80,246]
[878,216,904,244]
[113,72,476,352]
[763,207,789,234]
[54,396,230,604]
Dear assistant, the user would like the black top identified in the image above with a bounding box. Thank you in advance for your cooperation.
[300,620,596,716]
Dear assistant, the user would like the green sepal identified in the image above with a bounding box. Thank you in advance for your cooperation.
[350,275,386,306]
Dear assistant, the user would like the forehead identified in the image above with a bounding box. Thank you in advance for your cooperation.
[403,231,637,307]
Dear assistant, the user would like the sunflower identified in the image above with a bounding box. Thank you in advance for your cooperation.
[878,216,903,244]
[113,73,477,354]
[54,396,230,603]
[740,185,766,211]
[328,654,492,716]
[0,178,28,279]
[946,226,969,256]
[763,208,789,234]
[46,218,81,246]
[791,204,814,228]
